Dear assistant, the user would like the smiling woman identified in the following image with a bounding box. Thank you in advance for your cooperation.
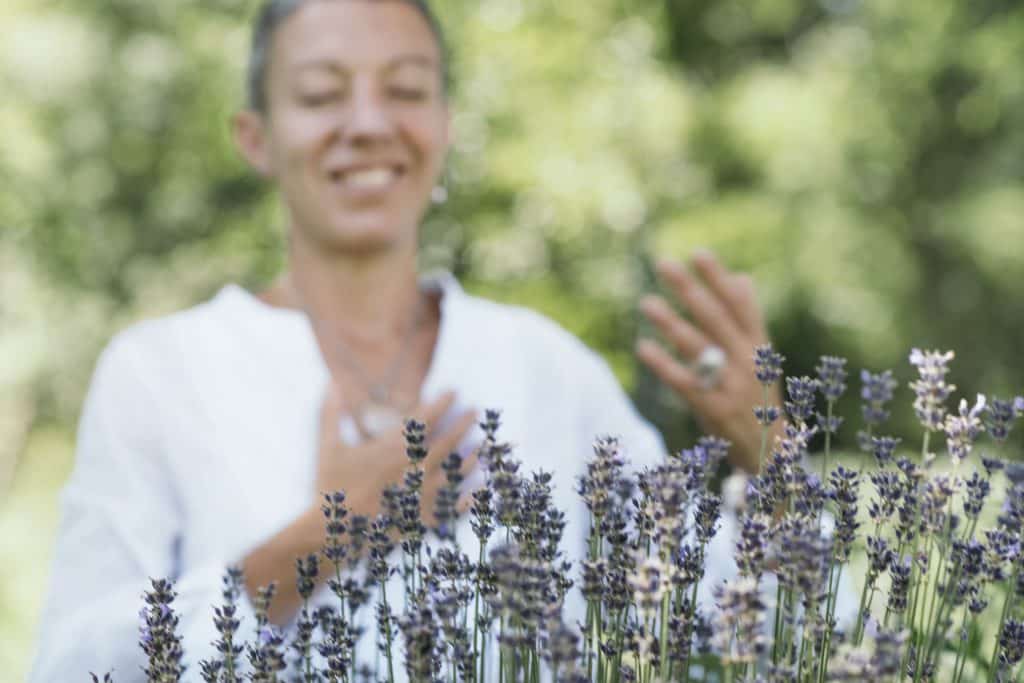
[234,0,451,254]
[28,0,788,680]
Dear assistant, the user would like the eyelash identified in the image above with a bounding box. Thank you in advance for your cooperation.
[301,93,339,107]
[299,88,429,107]
[389,87,428,101]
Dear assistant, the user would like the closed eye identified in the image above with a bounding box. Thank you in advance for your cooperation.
[389,87,428,102]
[301,92,341,107]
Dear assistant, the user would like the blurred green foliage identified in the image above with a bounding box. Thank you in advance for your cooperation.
[2,0,1024,678]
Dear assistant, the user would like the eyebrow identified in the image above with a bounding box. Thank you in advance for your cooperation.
[291,54,439,75]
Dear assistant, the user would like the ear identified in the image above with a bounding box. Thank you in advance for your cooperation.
[232,110,274,177]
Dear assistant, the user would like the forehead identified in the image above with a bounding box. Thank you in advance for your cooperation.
[271,1,441,72]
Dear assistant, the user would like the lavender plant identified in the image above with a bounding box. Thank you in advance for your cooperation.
[95,345,1024,682]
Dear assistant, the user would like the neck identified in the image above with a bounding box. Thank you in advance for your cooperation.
[276,234,424,344]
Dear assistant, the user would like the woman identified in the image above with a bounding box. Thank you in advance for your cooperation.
[29,0,780,679]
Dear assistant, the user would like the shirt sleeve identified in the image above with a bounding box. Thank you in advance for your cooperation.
[27,334,260,682]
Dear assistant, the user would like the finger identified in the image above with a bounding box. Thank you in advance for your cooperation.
[427,410,479,467]
[690,249,764,339]
[727,273,767,342]
[636,338,700,400]
[656,258,745,353]
[410,390,457,433]
[639,294,711,360]
[319,380,346,447]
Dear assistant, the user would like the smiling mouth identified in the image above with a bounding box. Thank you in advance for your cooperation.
[328,166,404,192]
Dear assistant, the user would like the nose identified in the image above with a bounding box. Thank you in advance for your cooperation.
[344,79,394,145]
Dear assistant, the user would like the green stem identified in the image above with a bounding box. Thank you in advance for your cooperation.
[923,514,981,671]
[819,564,844,682]
[659,586,671,680]
[797,625,808,682]
[853,545,880,648]
[615,609,626,683]
[821,399,834,483]
[952,609,972,683]
[989,577,1018,682]
[479,622,488,683]
[472,543,485,681]
[907,537,933,679]
[380,581,395,683]
[498,614,505,683]
[916,505,952,680]
[772,579,784,665]
[759,385,770,473]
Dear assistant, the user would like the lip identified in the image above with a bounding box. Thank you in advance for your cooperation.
[326,160,409,179]
[325,161,408,200]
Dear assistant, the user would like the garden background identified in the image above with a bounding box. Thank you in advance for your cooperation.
[1,0,1023,678]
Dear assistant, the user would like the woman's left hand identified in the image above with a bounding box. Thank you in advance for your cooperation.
[635,248,783,474]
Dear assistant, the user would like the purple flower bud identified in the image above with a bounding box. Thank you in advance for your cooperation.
[754,405,781,426]
[871,436,901,467]
[860,369,898,425]
[987,396,1024,442]
[258,624,278,645]
[999,619,1024,668]
[785,376,819,425]
[887,556,912,613]
[816,356,848,402]
[753,344,785,386]
[403,419,428,464]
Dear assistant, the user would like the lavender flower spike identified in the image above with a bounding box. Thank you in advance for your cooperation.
[816,355,848,402]
[908,348,956,432]
[753,344,785,386]
[628,556,668,619]
[998,618,1024,671]
[986,396,1024,442]
[857,369,898,451]
[711,577,768,665]
[945,394,986,466]
[860,369,898,424]
[785,376,819,426]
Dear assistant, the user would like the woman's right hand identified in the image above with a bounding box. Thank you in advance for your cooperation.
[314,383,479,525]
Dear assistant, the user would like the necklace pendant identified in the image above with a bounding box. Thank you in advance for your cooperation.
[357,400,404,439]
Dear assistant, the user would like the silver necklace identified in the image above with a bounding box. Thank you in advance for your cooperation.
[291,278,426,439]
[334,297,424,439]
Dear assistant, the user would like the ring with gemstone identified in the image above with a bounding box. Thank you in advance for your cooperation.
[695,344,727,390]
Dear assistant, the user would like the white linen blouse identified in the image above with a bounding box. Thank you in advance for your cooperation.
[29,272,739,682]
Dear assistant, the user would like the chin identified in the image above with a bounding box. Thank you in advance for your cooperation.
[321,213,416,255]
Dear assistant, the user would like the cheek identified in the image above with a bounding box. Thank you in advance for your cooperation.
[403,116,448,176]
[270,112,335,178]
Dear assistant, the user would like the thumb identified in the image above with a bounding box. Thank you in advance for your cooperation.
[319,380,346,448]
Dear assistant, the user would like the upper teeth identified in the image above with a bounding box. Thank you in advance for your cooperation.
[339,167,396,189]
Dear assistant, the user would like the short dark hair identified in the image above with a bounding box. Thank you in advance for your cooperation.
[247,0,451,113]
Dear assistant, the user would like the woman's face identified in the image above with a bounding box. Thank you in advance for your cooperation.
[249,1,450,255]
